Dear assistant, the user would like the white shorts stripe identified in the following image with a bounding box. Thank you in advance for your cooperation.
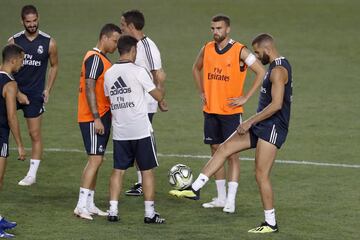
[149,132,159,166]
[1,143,7,157]
[270,124,277,144]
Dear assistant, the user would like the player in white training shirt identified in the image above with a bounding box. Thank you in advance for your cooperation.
[104,35,165,224]
[120,9,167,196]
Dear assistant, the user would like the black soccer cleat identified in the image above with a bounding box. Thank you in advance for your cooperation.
[125,183,143,196]
[107,212,119,222]
[144,213,165,224]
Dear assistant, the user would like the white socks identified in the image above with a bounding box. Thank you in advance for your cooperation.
[215,179,226,201]
[77,187,90,208]
[144,201,155,218]
[227,181,238,203]
[264,208,276,226]
[137,171,142,184]
[87,190,95,208]
[109,200,118,213]
[27,159,40,178]
[191,173,209,191]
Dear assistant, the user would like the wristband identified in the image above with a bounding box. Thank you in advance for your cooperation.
[93,113,100,119]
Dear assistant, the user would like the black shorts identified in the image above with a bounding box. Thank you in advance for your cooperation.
[0,127,10,158]
[249,123,288,149]
[113,134,158,171]
[17,94,45,118]
[203,112,242,145]
[79,111,111,155]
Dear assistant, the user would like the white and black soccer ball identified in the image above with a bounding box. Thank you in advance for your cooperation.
[168,164,193,190]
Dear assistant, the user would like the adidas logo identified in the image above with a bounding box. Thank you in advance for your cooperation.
[110,76,131,95]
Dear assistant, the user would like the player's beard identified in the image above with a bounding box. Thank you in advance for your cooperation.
[260,53,270,65]
[213,34,225,43]
[24,23,38,34]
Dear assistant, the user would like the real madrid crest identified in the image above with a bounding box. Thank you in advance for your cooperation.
[37,45,44,54]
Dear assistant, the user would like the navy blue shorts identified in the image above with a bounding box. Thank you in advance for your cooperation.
[79,111,111,155]
[203,112,242,145]
[113,134,158,171]
[249,123,288,149]
[17,94,45,118]
[0,127,10,158]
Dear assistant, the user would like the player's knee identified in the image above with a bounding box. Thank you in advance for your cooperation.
[28,130,41,141]
[255,169,269,184]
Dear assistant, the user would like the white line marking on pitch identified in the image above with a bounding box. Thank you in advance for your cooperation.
[10,147,360,169]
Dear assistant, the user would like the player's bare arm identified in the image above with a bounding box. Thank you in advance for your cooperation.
[3,81,26,160]
[149,87,165,103]
[8,37,30,105]
[228,48,265,107]
[43,38,58,103]
[85,78,104,135]
[237,66,287,135]
[192,46,205,105]
[152,68,168,112]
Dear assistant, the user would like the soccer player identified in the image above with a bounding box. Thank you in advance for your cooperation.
[8,5,59,186]
[74,24,121,221]
[120,9,168,196]
[192,14,265,213]
[0,44,26,238]
[170,33,292,233]
[104,35,165,224]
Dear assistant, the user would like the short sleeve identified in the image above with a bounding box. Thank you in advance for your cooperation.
[84,54,104,80]
[137,68,156,93]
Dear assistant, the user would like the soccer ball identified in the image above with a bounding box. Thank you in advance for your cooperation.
[168,164,193,190]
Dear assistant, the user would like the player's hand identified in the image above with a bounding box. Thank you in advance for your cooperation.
[158,99,169,112]
[43,89,49,103]
[17,146,26,161]
[17,91,30,105]
[94,118,105,135]
[200,93,207,105]
[227,96,248,108]
[236,120,252,135]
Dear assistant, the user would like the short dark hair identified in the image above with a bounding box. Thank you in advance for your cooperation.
[212,14,230,26]
[117,35,138,55]
[2,44,24,63]
[122,10,145,30]
[252,33,274,46]
[21,5,38,20]
[99,23,122,40]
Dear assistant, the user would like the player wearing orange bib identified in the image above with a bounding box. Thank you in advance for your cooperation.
[74,24,121,221]
[192,14,265,213]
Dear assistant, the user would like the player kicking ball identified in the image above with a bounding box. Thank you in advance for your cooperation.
[104,35,165,224]
[0,44,27,238]
[170,33,292,233]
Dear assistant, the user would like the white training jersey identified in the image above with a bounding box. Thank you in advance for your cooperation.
[135,36,162,113]
[104,61,156,140]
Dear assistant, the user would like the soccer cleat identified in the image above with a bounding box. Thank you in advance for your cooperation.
[73,206,93,220]
[144,213,165,224]
[107,210,119,222]
[202,198,226,208]
[88,205,108,216]
[248,222,278,233]
[0,229,14,239]
[223,200,235,213]
[18,175,36,186]
[0,218,17,230]
[169,187,200,200]
[125,183,143,196]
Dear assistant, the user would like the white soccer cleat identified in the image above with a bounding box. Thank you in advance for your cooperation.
[223,200,235,213]
[202,198,226,208]
[74,206,93,220]
[18,175,36,186]
[88,205,108,216]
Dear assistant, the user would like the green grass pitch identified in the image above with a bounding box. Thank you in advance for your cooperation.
[0,0,359,239]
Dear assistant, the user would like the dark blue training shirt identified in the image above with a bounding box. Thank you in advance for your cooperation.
[257,57,292,131]
[13,30,51,96]
[0,72,14,129]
